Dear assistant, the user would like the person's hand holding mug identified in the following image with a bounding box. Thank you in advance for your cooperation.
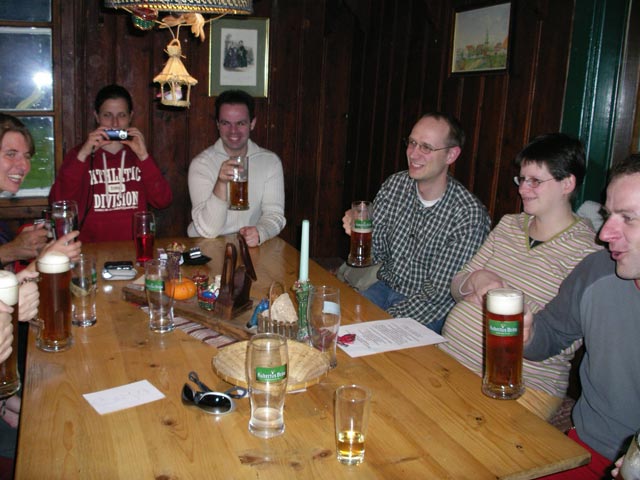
[459,269,509,307]
[17,269,39,322]
[342,209,353,236]
[0,301,13,364]
[43,231,82,263]
[213,158,243,201]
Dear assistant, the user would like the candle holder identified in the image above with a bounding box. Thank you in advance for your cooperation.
[293,280,313,344]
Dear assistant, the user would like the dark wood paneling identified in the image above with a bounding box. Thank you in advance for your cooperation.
[2,0,578,262]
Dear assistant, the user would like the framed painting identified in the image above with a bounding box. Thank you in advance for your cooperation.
[209,17,269,97]
[451,2,511,74]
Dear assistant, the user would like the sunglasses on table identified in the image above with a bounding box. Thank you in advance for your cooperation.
[182,371,247,416]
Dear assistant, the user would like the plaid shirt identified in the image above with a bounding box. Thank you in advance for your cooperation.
[372,172,491,325]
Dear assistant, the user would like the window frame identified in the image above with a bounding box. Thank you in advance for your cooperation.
[0,0,61,219]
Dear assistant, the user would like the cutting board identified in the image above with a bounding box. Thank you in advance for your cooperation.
[122,284,254,340]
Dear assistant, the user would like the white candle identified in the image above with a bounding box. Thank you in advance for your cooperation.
[299,220,309,282]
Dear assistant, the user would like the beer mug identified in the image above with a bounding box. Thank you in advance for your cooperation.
[347,201,373,267]
[36,252,73,352]
[228,155,249,210]
[482,288,524,399]
[51,200,78,241]
[0,271,20,399]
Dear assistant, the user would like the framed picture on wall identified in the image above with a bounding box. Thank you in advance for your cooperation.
[209,17,269,97]
[451,2,512,74]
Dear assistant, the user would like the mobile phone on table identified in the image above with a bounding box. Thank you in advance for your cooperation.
[102,261,136,280]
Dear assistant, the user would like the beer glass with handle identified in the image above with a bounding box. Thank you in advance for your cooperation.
[246,333,288,438]
[347,201,373,267]
[0,271,20,398]
[36,251,73,352]
[228,155,249,210]
[482,288,525,399]
[51,200,78,242]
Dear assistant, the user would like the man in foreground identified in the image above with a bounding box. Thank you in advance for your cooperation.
[524,154,640,478]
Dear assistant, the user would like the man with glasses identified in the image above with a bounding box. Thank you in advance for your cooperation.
[188,90,285,246]
[342,112,490,332]
[522,153,640,479]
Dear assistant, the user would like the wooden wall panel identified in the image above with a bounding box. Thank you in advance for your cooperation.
[5,0,575,261]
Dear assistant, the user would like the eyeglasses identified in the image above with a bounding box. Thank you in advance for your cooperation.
[513,176,555,188]
[403,138,456,155]
[182,371,247,415]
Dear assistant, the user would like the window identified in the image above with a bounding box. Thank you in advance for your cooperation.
[0,0,55,198]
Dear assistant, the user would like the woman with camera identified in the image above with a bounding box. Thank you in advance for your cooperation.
[49,84,172,242]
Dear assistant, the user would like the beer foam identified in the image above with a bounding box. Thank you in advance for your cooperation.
[0,271,19,305]
[486,288,523,315]
[37,251,70,273]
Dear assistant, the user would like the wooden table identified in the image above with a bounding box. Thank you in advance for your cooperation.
[15,236,589,479]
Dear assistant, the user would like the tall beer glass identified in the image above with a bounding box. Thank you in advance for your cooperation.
[133,211,155,266]
[51,200,78,241]
[228,155,249,210]
[37,252,73,352]
[246,333,288,438]
[0,271,20,399]
[347,201,373,267]
[482,288,524,399]
[145,259,175,333]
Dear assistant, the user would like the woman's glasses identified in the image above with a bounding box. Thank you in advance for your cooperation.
[182,371,247,415]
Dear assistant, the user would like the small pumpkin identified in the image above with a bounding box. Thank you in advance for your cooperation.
[165,275,197,300]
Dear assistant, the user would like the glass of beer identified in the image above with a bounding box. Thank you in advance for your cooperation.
[228,155,249,210]
[51,200,78,241]
[482,288,525,400]
[347,201,373,267]
[36,252,73,352]
[246,333,288,438]
[133,211,156,266]
[334,384,372,465]
[0,271,20,399]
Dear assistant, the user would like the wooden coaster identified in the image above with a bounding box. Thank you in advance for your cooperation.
[212,340,330,392]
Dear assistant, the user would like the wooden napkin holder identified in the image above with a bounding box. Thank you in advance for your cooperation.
[213,234,257,320]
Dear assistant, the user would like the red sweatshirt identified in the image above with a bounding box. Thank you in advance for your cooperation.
[49,145,173,242]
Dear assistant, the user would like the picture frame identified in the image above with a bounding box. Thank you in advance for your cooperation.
[451,2,511,75]
[209,17,269,98]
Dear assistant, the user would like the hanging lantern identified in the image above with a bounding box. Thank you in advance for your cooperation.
[104,1,253,15]
[153,38,198,107]
[104,0,253,108]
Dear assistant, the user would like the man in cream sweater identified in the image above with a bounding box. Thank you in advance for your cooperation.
[187,90,285,246]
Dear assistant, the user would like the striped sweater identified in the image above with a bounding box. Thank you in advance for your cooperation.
[439,213,602,398]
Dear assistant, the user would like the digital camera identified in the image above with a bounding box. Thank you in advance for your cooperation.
[105,129,128,140]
